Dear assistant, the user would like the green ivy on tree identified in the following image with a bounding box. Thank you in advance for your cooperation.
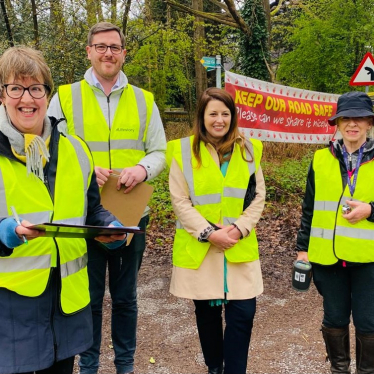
[237,0,270,81]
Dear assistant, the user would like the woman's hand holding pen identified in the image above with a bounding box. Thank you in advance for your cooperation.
[15,220,44,242]
[208,225,239,251]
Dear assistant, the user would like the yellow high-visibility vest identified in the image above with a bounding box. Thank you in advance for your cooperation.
[0,135,93,314]
[167,136,263,269]
[58,80,154,171]
[309,148,374,264]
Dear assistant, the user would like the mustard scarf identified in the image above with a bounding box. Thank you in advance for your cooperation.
[0,105,51,180]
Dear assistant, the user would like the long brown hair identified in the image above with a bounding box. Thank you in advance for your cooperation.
[191,87,253,166]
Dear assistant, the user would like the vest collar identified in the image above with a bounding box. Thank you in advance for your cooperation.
[84,67,128,93]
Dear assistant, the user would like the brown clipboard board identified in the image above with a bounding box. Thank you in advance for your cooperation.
[100,174,154,245]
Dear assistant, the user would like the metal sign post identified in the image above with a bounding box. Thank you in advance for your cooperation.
[216,55,221,88]
[200,55,222,88]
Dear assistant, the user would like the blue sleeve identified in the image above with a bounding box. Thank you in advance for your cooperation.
[0,218,23,252]
[101,220,127,250]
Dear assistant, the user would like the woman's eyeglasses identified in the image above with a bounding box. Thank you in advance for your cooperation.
[3,84,50,99]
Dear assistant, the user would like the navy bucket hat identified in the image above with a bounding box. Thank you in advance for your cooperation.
[328,91,374,126]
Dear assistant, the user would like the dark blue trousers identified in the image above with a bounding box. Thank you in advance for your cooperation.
[79,216,148,374]
[193,298,256,374]
[313,262,374,333]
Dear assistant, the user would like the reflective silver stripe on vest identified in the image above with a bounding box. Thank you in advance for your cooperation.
[60,252,88,279]
[86,139,144,152]
[15,211,51,223]
[224,187,246,199]
[71,82,84,138]
[177,217,236,228]
[0,209,51,223]
[0,254,51,272]
[53,217,85,225]
[223,217,236,225]
[336,226,374,240]
[310,227,334,240]
[111,139,144,151]
[0,168,8,217]
[193,194,221,205]
[176,219,183,229]
[132,86,147,142]
[86,141,109,152]
[181,137,196,202]
[314,201,339,211]
[66,135,90,191]
[66,135,91,217]
[244,140,256,175]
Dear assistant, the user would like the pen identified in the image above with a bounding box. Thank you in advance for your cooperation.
[10,206,28,244]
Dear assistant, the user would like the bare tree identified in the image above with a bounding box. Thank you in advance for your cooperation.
[0,0,14,46]
[122,0,132,39]
[30,0,39,48]
[193,0,207,99]
[110,0,116,23]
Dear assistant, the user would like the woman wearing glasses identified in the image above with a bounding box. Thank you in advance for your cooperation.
[296,92,374,374]
[0,46,126,374]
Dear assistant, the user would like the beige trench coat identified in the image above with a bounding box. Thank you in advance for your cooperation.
[169,141,265,300]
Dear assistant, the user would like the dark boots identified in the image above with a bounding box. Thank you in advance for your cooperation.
[208,365,223,374]
[321,325,351,373]
[356,331,374,374]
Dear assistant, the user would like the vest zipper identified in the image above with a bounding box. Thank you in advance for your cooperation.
[107,94,112,170]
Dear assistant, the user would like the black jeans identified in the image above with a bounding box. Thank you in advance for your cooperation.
[313,262,374,333]
[79,216,149,374]
[20,356,75,374]
[194,298,256,374]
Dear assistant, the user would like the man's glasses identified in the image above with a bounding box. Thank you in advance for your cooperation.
[90,44,124,55]
[3,84,50,99]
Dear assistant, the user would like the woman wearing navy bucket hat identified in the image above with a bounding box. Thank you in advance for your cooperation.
[296,91,374,374]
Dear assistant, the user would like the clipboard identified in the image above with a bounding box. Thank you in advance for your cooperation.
[100,174,154,245]
[27,223,143,239]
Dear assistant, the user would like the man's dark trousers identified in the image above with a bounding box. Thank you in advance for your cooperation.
[79,216,149,374]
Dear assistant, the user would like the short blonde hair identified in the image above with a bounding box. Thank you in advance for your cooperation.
[0,46,53,98]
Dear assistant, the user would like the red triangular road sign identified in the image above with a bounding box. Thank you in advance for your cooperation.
[350,52,374,86]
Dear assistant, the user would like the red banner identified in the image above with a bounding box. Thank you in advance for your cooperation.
[225,71,340,144]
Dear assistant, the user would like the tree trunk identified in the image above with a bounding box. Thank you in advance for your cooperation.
[193,0,207,100]
[30,0,39,48]
[122,0,132,39]
[110,0,116,23]
[262,0,271,36]
[0,0,14,46]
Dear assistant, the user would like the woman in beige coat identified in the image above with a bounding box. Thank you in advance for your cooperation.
[167,88,265,374]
